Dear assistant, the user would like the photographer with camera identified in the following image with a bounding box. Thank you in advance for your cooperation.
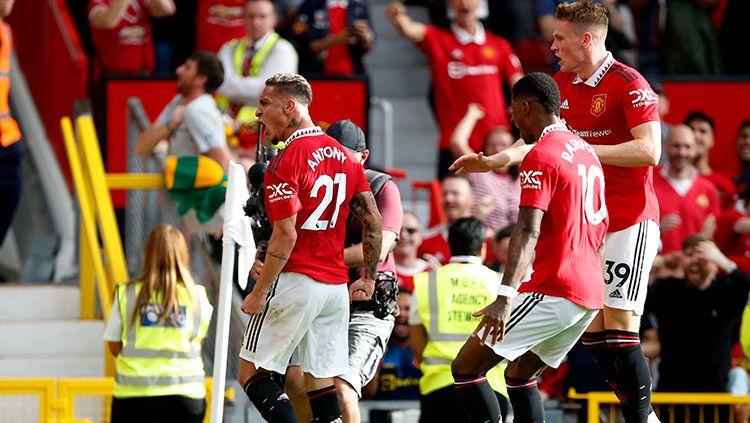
[238,73,382,423]
[322,120,403,423]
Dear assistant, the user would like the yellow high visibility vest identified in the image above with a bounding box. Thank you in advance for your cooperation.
[114,281,212,399]
[216,32,284,124]
[414,262,508,398]
[0,22,20,148]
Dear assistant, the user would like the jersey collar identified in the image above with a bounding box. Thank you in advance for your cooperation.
[451,22,486,45]
[450,255,483,264]
[540,122,569,140]
[285,126,324,148]
[573,52,615,87]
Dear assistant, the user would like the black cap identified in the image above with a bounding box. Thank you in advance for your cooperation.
[326,120,367,152]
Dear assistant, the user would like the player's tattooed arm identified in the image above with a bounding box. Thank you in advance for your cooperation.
[501,206,544,289]
[350,191,383,280]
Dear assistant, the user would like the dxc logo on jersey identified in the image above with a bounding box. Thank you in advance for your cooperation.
[267,182,294,199]
[520,170,543,190]
[629,88,658,108]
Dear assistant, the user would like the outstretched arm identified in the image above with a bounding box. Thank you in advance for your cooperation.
[450,138,533,174]
[385,2,426,43]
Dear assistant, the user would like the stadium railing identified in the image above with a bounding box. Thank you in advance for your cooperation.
[0,378,219,423]
[569,388,750,423]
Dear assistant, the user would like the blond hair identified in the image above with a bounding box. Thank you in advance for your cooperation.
[556,0,609,29]
[129,224,197,326]
[265,73,313,105]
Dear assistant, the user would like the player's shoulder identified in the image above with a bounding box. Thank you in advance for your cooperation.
[606,60,647,87]
[485,31,512,48]
[553,71,575,86]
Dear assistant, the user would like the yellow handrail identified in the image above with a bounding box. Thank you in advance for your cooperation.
[569,388,750,423]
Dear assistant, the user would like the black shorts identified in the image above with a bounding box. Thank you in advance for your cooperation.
[111,395,205,423]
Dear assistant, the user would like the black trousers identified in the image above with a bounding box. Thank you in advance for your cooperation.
[111,395,206,423]
[0,142,22,247]
[419,385,509,423]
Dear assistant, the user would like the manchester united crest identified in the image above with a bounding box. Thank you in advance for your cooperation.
[591,94,607,116]
[695,194,709,208]
[482,46,496,59]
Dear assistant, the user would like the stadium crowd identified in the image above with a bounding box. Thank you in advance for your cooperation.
[5,0,748,422]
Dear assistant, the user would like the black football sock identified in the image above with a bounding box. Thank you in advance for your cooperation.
[243,372,298,422]
[506,376,545,423]
[453,374,502,423]
[606,330,653,423]
[307,386,342,423]
[582,331,618,391]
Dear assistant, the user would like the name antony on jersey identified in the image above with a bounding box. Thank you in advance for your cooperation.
[307,145,348,171]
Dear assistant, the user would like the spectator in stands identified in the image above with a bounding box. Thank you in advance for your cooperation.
[654,125,720,253]
[490,224,513,273]
[661,0,722,74]
[418,175,476,264]
[366,289,422,400]
[104,224,213,423]
[291,0,374,77]
[735,120,750,204]
[87,0,175,76]
[685,111,737,210]
[0,0,21,256]
[135,51,232,172]
[196,0,247,53]
[651,80,672,165]
[386,0,523,179]
[410,217,508,422]
[215,0,298,126]
[450,103,520,232]
[395,211,437,293]
[714,205,750,274]
[645,236,749,393]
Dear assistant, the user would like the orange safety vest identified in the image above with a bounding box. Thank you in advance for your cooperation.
[0,21,20,148]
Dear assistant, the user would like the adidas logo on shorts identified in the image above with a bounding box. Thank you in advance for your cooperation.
[609,290,623,299]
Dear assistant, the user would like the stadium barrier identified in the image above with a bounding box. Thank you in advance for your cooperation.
[0,378,220,423]
[569,388,750,423]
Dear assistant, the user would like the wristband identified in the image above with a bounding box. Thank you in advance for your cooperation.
[497,284,518,299]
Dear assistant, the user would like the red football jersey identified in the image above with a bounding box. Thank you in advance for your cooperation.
[195,0,246,53]
[88,0,154,74]
[518,123,608,310]
[395,259,430,293]
[653,169,720,253]
[418,224,451,264]
[264,127,371,284]
[715,209,750,259]
[418,25,523,152]
[554,55,660,232]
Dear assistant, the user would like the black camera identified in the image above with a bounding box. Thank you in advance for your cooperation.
[372,273,399,319]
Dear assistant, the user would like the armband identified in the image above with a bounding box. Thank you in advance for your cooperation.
[497,284,518,299]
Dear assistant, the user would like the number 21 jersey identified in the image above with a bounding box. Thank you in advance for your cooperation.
[518,123,609,310]
[264,127,372,284]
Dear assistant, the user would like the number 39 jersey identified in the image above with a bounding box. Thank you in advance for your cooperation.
[518,123,609,310]
[264,127,372,284]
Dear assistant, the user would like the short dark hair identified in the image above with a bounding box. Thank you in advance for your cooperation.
[512,72,561,116]
[556,0,609,29]
[265,73,313,105]
[684,111,715,131]
[448,217,487,257]
[682,234,709,251]
[189,51,224,94]
[493,224,514,243]
[737,119,750,135]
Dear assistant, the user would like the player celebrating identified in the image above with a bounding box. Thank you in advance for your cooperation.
[238,73,383,423]
[450,72,607,423]
[451,1,661,421]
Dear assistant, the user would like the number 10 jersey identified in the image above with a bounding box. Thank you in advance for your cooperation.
[518,123,609,310]
[264,127,372,284]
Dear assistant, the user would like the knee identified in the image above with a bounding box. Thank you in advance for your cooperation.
[237,360,261,389]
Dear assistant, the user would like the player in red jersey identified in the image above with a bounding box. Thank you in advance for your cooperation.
[237,73,382,423]
[449,72,608,423]
[452,2,661,421]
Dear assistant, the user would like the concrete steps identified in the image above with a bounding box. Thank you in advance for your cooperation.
[0,284,104,378]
